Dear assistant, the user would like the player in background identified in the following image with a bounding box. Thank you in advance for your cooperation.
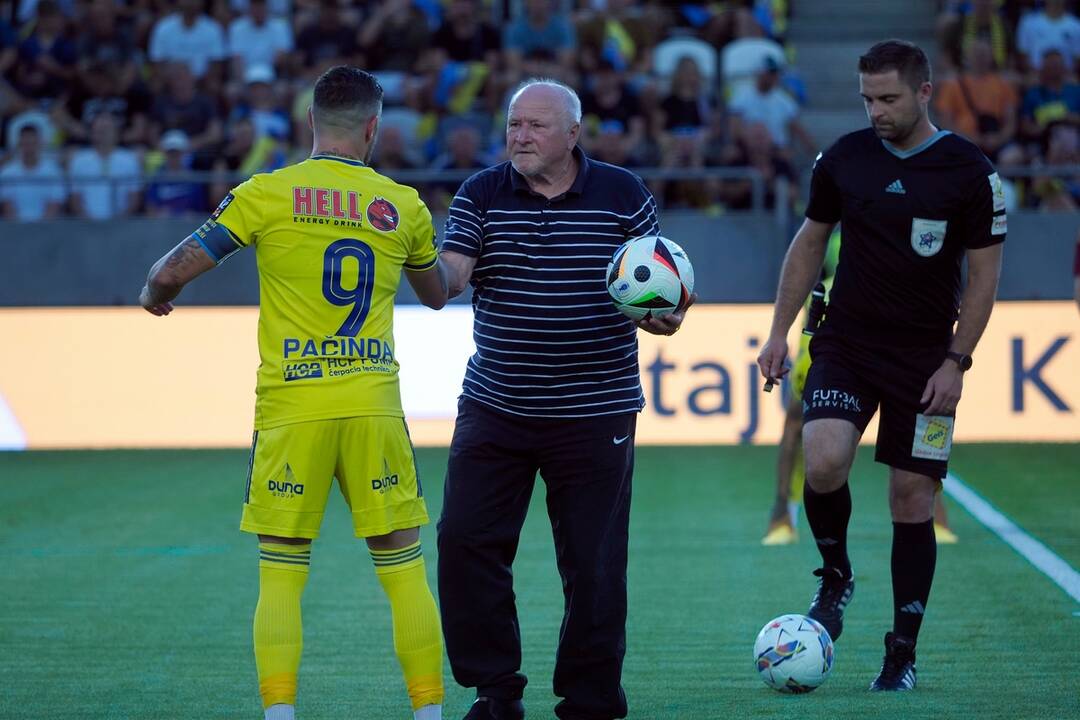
[762,231,959,546]
[762,230,839,546]
[138,66,449,720]
[758,40,1004,691]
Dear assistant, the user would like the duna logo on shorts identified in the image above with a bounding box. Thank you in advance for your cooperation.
[270,464,305,496]
[371,458,399,493]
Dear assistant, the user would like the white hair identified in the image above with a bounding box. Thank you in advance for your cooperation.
[507,78,582,128]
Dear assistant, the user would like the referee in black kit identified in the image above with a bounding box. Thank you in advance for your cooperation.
[437,79,693,720]
[758,40,1005,691]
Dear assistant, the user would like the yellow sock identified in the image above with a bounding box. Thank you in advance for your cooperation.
[254,542,311,709]
[371,542,444,710]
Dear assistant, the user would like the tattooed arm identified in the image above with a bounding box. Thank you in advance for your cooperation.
[139,236,217,316]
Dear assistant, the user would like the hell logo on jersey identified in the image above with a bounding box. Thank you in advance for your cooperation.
[367,197,399,232]
[293,186,364,221]
[910,218,947,257]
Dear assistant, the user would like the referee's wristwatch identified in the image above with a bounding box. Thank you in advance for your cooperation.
[945,351,973,372]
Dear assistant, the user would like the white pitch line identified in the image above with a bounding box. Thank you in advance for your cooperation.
[944,473,1080,605]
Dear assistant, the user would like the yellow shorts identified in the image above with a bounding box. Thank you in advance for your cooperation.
[240,416,429,539]
[792,333,813,400]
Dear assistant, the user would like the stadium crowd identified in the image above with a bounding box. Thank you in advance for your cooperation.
[934,0,1080,210]
[0,0,814,219]
[0,0,1077,221]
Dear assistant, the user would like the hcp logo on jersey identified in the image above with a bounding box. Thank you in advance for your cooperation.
[366,197,399,232]
[910,217,947,257]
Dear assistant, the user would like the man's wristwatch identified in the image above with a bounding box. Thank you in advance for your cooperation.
[945,351,973,371]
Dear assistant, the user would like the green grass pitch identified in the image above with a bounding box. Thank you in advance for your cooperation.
[2,444,1078,719]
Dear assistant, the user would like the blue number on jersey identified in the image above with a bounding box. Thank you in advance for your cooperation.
[322,238,376,337]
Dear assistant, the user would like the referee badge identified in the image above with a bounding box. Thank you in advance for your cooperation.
[910,218,947,257]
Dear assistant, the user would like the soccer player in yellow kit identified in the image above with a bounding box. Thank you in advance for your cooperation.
[138,67,449,720]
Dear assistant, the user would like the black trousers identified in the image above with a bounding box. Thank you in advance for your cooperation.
[437,397,635,720]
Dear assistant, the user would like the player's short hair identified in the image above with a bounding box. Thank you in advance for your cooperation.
[508,79,582,129]
[858,40,931,90]
[312,65,383,131]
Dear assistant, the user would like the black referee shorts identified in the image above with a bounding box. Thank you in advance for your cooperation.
[803,328,955,479]
[437,397,635,720]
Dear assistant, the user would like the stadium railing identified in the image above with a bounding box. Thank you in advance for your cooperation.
[0,166,779,217]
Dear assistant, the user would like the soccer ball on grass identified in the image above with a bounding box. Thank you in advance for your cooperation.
[753,614,834,693]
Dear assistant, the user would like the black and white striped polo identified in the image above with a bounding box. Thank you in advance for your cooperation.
[441,146,661,417]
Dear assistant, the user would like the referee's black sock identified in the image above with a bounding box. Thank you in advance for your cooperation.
[891,519,937,642]
[803,483,852,578]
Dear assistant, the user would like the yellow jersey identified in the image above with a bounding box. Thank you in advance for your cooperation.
[192,154,438,430]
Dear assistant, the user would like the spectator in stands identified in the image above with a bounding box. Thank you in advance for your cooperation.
[0,123,64,220]
[504,0,577,83]
[656,56,714,208]
[656,55,714,162]
[295,0,359,71]
[144,129,205,217]
[69,112,141,219]
[1031,124,1080,210]
[728,56,816,159]
[229,0,290,17]
[427,123,491,210]
[720,7,785,98]
[359,0,431,74]
[53,60,151,147]
[579,59,646,161]
[716,120,797,211]
[371,124,422,172]
[575,0,667,75]
[208,115,285,202]
[0,19,22,122]
[934,38,1019,161]
[230,64,290,140]
[76,0,138,87]
[150,62,224,159]
[432,0,502,65]
[428,0,502,112]
[0,15,18,78]
[148,0,227,81]
[938,0,1014,74]
[210,117,253,202]
[227,0,293,80]
[13,0,76,101]
[1017,0,1080,72]
[1020,48,1080,158]
[589,118,638,168]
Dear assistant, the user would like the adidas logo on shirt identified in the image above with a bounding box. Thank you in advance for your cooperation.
[886,179,906,194]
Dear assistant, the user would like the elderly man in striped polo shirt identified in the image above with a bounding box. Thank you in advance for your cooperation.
[437,79,694,720]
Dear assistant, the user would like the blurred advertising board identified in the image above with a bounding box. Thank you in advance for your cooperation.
[0,303,1076,449]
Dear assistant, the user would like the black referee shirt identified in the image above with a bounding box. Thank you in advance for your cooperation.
[442,146,661,417]
[807,129,1006,346]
